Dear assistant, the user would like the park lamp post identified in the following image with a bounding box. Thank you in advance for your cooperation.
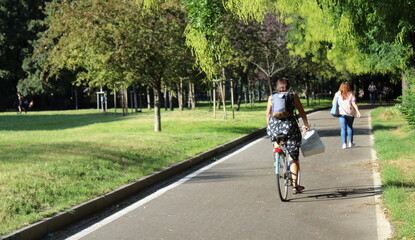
[96,86,107,114]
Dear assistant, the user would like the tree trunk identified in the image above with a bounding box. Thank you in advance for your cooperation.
[153,86,161,132]
[114,87,117,114]
[178,78,183,111]
[208,89,211,108]
[230,78,235,119]
[305,77,310,107]
[248,77,254,109]
[133,88,138,113]
[236,78,242,111]
[221,68,227,119]
[120,89,124,114]
[267,76,273,96]
[138,88,142,111]
[146,87,151,110]
[123,87,128,116]
[402,72,409,96]
[169,90,173,111]
[187,80,192,109]
[189,81,196,109]
[216,85,222,110]
[237,72,247,111]
[164,85,168,111]
[74,86,79,110]
[258,80,262,102]
[213,81,216,118]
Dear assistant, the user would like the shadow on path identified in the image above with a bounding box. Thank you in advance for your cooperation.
[0,113,126,131]
[287,185,380,203]
[317,128,371,137]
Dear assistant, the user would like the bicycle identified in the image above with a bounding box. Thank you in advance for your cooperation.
[273,134,301,202]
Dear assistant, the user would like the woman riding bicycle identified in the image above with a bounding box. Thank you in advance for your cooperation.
[266,78,309,194]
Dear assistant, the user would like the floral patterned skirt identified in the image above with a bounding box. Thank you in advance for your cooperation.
[266,117,302,161]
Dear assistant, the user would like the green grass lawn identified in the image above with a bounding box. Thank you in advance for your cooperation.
[371,107,415,239]
[0,99,331,235]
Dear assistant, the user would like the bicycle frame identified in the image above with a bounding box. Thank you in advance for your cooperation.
[273,139,298,202]
[274,145,290,175]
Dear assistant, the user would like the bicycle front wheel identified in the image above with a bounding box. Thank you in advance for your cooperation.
[275,152,289,201]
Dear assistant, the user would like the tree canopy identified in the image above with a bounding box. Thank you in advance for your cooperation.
[37,0,189,131]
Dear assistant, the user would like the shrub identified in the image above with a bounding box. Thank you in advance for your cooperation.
[397,91,415,127]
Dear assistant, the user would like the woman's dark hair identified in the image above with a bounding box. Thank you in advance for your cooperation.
[276,77,290,92]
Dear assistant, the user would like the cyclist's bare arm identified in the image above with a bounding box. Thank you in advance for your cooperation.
[266,96,272,124]
[293,93,309,130]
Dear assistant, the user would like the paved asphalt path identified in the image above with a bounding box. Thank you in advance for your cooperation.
[60,106,385,240]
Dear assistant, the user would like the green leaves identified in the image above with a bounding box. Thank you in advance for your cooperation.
[40,0,190,90]
[182,0,229,79]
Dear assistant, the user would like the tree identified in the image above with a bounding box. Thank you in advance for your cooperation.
[0,0,50,110]
[247,13,294,95]
[38,0,189,131]
[119,2,189,130]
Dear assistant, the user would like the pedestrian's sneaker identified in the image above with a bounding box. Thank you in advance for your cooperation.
[348,142,356,148]
[342,143,347,149]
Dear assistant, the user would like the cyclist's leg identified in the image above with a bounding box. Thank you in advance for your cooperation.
[273,141,279,148]
[290,159,299,184]
[290,158,304,193]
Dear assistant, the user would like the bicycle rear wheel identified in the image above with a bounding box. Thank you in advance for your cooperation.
[275,152,289,201]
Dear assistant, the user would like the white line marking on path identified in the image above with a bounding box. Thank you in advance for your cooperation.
[368,112,393,240]
[65,137,265,240]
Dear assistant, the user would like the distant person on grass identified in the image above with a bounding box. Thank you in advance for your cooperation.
[382,85,392,105]
[368,81,377,105]
[333,82,361,149]
[17,92,26,114]
[266,78,309,194]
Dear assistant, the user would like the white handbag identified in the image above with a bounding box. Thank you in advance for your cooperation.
[300,129,325,157]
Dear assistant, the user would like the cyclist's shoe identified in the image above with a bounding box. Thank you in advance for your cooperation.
[293,185,305,194]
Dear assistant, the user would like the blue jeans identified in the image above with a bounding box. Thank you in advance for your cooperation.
[369,92,376,105]
[338,115,355,143]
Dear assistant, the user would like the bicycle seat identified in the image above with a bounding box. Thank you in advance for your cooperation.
[275,134,288,143]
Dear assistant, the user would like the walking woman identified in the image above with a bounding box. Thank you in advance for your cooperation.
[266,78,309,194]
[333,82,361,149]
[17,92,25,114]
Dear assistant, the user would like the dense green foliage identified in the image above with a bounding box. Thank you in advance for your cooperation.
[226,0,412,74]
[398,72,415,126]
[213,0,415,123]
[0,0,50,109]
[183,0,230,78]
[3,0,409,114]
